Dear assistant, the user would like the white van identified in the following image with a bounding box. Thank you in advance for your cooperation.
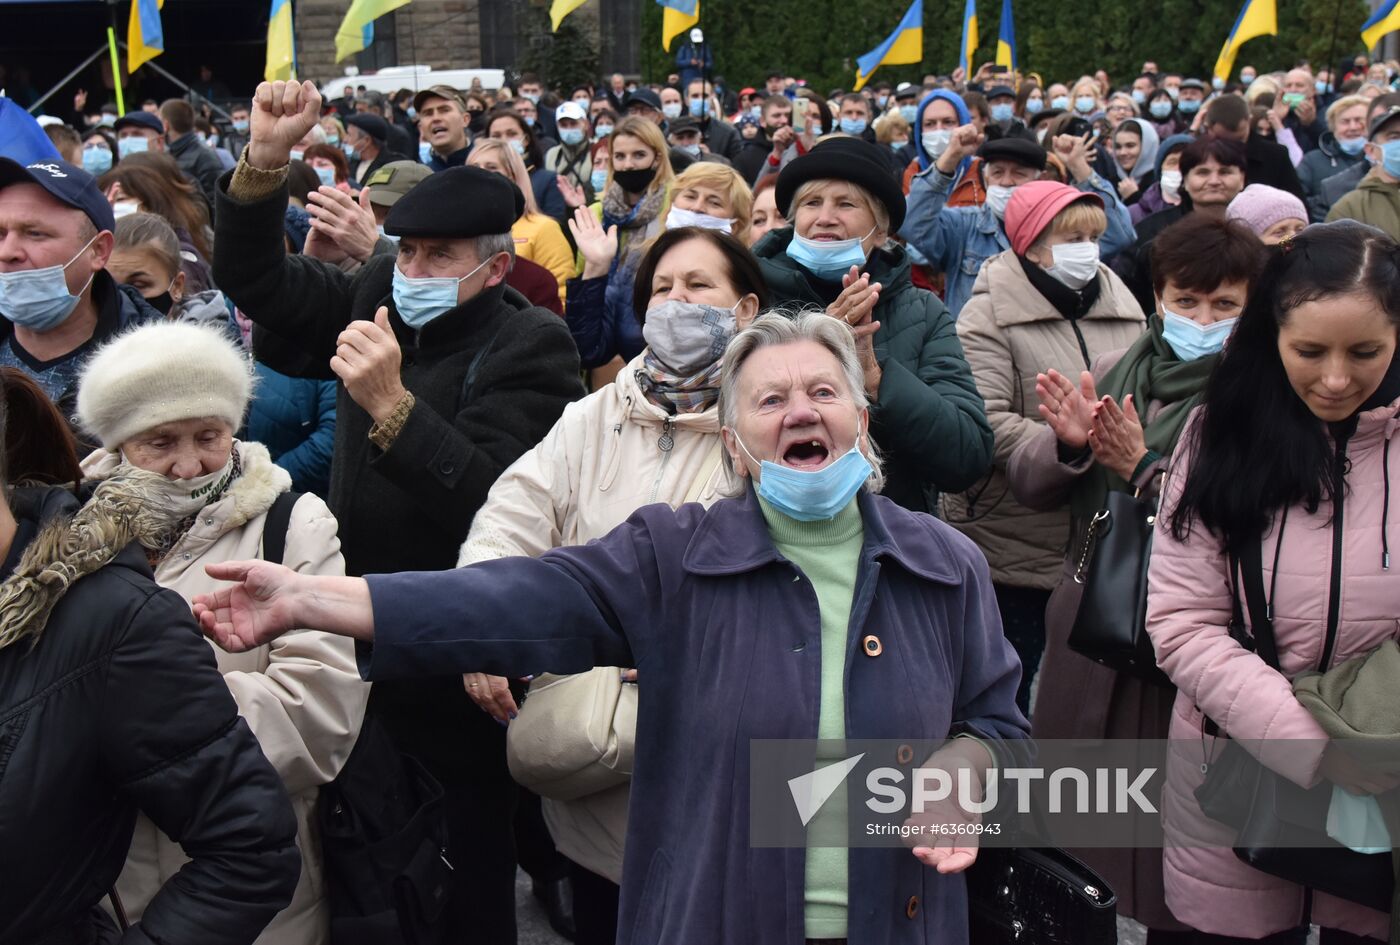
[318,65,506,101]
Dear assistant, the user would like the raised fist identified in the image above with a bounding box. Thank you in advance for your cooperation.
[246,79,323,171]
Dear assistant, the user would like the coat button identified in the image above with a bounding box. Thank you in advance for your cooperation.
[439,461,455,475]
[896,744,914,765]
[862,634,882,657]
[905,895,919,919]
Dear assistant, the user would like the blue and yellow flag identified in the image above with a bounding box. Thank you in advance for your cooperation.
[1213,0,1276,82]
[995,0,1015,70]
[1363,0,1400,49]
[959,0,978,76]
[128,0,164,73]
[337,0,414,63]
[551,0,589,30]
[658,0,699,52]
[854,0,923,92]
[266,0,296,82]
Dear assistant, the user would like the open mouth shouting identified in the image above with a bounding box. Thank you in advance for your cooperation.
[781,436,832,470]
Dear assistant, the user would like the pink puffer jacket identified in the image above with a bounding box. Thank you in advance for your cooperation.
[1146,402,1400,940]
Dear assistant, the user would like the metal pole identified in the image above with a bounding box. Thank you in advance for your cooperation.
[26,45,110,115]
[1324,0,1345,93]
[116,40,235,122]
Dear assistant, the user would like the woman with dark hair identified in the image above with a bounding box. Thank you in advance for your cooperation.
[97,152,216,292]
[300,142,352,192]
[81,127,118,176]
[1129,133,1192,226]
[488,108,570,223]
[1108,118,1161,206]
[1150,221,1400,943]
[1145,87,1188,139]
[1016,81,1046,121]
[0,368,301,944]
[1008,214,1267,941]
[1116,136,1249,311]
[458,227,767,945]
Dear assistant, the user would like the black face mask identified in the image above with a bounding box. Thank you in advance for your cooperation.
[468,110,486,134]
[147,291,175,316]
[612,165,658,194]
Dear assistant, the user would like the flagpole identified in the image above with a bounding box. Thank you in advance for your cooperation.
[106,0,125,114]
[1324,0,1344,86]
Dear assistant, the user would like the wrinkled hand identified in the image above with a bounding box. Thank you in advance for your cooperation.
[824,267,884,399]
[904,739,992,874]
[1116,176,1140,200]
[557,175,587,208]
[938,124,984,174]
[1296,97,1317,125]
[1088,394,1147,481]
[569,206,618,279]
[193,560,303,653]
[304,185,379,264]
[1053,132,1094,182]
[332,306,406,424]
[1036,369,1097,450]
[464,673,520,723]
[246,79,323,171]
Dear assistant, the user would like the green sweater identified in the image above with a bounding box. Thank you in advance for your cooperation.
[759,495,865,940]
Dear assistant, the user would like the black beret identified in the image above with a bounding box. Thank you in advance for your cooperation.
[775,135,906,231]
[345,113,390,143]
[977,136,1047,170]
[384,165,525,238]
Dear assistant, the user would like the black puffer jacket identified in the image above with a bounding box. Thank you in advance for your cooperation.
[0,485,300,945]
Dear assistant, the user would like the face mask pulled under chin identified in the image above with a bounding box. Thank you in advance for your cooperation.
[118,451,236,520]
[732,428,872,521]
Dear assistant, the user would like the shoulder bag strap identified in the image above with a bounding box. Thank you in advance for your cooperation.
[261,491,302,566]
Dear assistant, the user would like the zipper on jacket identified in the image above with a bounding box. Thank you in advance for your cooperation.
[648,418,676,504]
[1319,439,1347,671]
[1069,320,1092,371]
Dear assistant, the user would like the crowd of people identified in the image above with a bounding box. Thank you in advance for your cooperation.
[3,44,1400,945]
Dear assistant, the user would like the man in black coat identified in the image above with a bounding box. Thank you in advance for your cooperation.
[159,98,226,209]
[1203,93,1304,200]
[344,112,408,186]
[212,78,584,944]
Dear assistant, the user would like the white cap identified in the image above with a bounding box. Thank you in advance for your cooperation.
[555,101,588,123]
[36,115,64,128]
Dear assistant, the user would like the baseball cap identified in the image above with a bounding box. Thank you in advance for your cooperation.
[555,101,588,123]
[624,88,663,112]
[363,160,433,208]
[1369,106,1400,139]
[113,111,164,135]
[412,84,466,113]
[0,157,115,232]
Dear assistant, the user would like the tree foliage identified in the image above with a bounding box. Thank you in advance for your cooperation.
[636,0,1372,93]
[518,0,601,93]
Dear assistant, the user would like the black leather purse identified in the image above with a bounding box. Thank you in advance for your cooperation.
[1066,487,1172,686]
[967,846,1117,944]
[1193,544,1394,912]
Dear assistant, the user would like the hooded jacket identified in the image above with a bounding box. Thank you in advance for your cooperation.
[1128,133,1192,227]
[83,443,367,945]
[754,230,994,514]
[1146,402,1400,940]
[460,353,728,883]
[0,481,300,945]
[1326,171,1400,239]
[1298,131,1367,222]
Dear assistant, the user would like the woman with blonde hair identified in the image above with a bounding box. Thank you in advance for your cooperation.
[1070,76,1105,117]
[666,161,753,244]
[469,137,577,301]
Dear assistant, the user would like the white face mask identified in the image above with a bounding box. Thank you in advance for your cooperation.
[665,205,734,233]
[985,185,1016,220]
[921,129,952,161]
[1044,241,1100,290]
[120,452,236,519]
[1160,169,1183,200]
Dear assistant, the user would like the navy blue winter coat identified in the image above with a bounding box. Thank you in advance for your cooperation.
[360,487,1028,945]
[244,362,337,499]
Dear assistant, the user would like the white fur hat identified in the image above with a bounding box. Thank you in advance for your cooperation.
[77,320,254,448]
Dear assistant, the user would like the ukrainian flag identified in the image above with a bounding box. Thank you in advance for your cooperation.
[127,0,164,73]
[337,0,414,63]
[551,0,589,30]
[266,0,296,82]
[1213,0,1276,83]
[995,0,1015,70]
[1362,0,1400,50]
[853,0,923,91]
[959,0,978,76]
[658,0,699,52]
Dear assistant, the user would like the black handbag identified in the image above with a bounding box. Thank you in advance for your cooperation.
[967,846,1117,944]
[1066,487,1172,686]
[1193,543,1394,912]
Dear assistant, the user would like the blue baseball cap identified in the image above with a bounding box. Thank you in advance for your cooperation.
[0,157,116,232]
[113,110,165,135]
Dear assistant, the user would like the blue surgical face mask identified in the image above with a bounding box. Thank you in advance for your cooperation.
[117,135,149,158]
[1241,73,1255,86]
[1051,95,1070,110]
[232,118,250,134]
[326,134,340,147]
[678,143,702,158]
[877,95,889,109]
[1074,95,1096,114]
[340,144,356,162]
[509,138,527,157]
[990,103,1014,123]
[899,104,918,123]
[418,141,433,163]
[590,169,609,192]
[315,165,336,187]
[560,127,586,146]
[406,106,417,119]
[524,115,536,128]
[391,256,493,328]
[786,226,876,279]
[688,98,706,117]
[1178,98,1202,114]
[1316,80,1331,96]
[523,92,541,104]
[1149,100,1173,119]
[1166,86,1180,100]
[1381,139,1400,178]
[1213,77,1227,91]
[1131,90,1147,105]
[0,233,100,333]
[839,117,867,135]
[593,123,614,140]
[1025,97,1045,114]
[82,144,113,175]
[1160,306,1237,361]
[750,105,763,121]
[1339,135,1367,156]
[733,427,872,522]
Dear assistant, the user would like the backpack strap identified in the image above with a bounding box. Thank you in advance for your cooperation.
[261,491,302,566]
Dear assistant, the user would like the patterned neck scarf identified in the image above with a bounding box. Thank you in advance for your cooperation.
[635,354,724,414]
[146,447,244,567]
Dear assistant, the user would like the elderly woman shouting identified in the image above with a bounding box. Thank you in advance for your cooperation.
[753,136,994,516]
[76,321,369,945]
[193,311,1028,945]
